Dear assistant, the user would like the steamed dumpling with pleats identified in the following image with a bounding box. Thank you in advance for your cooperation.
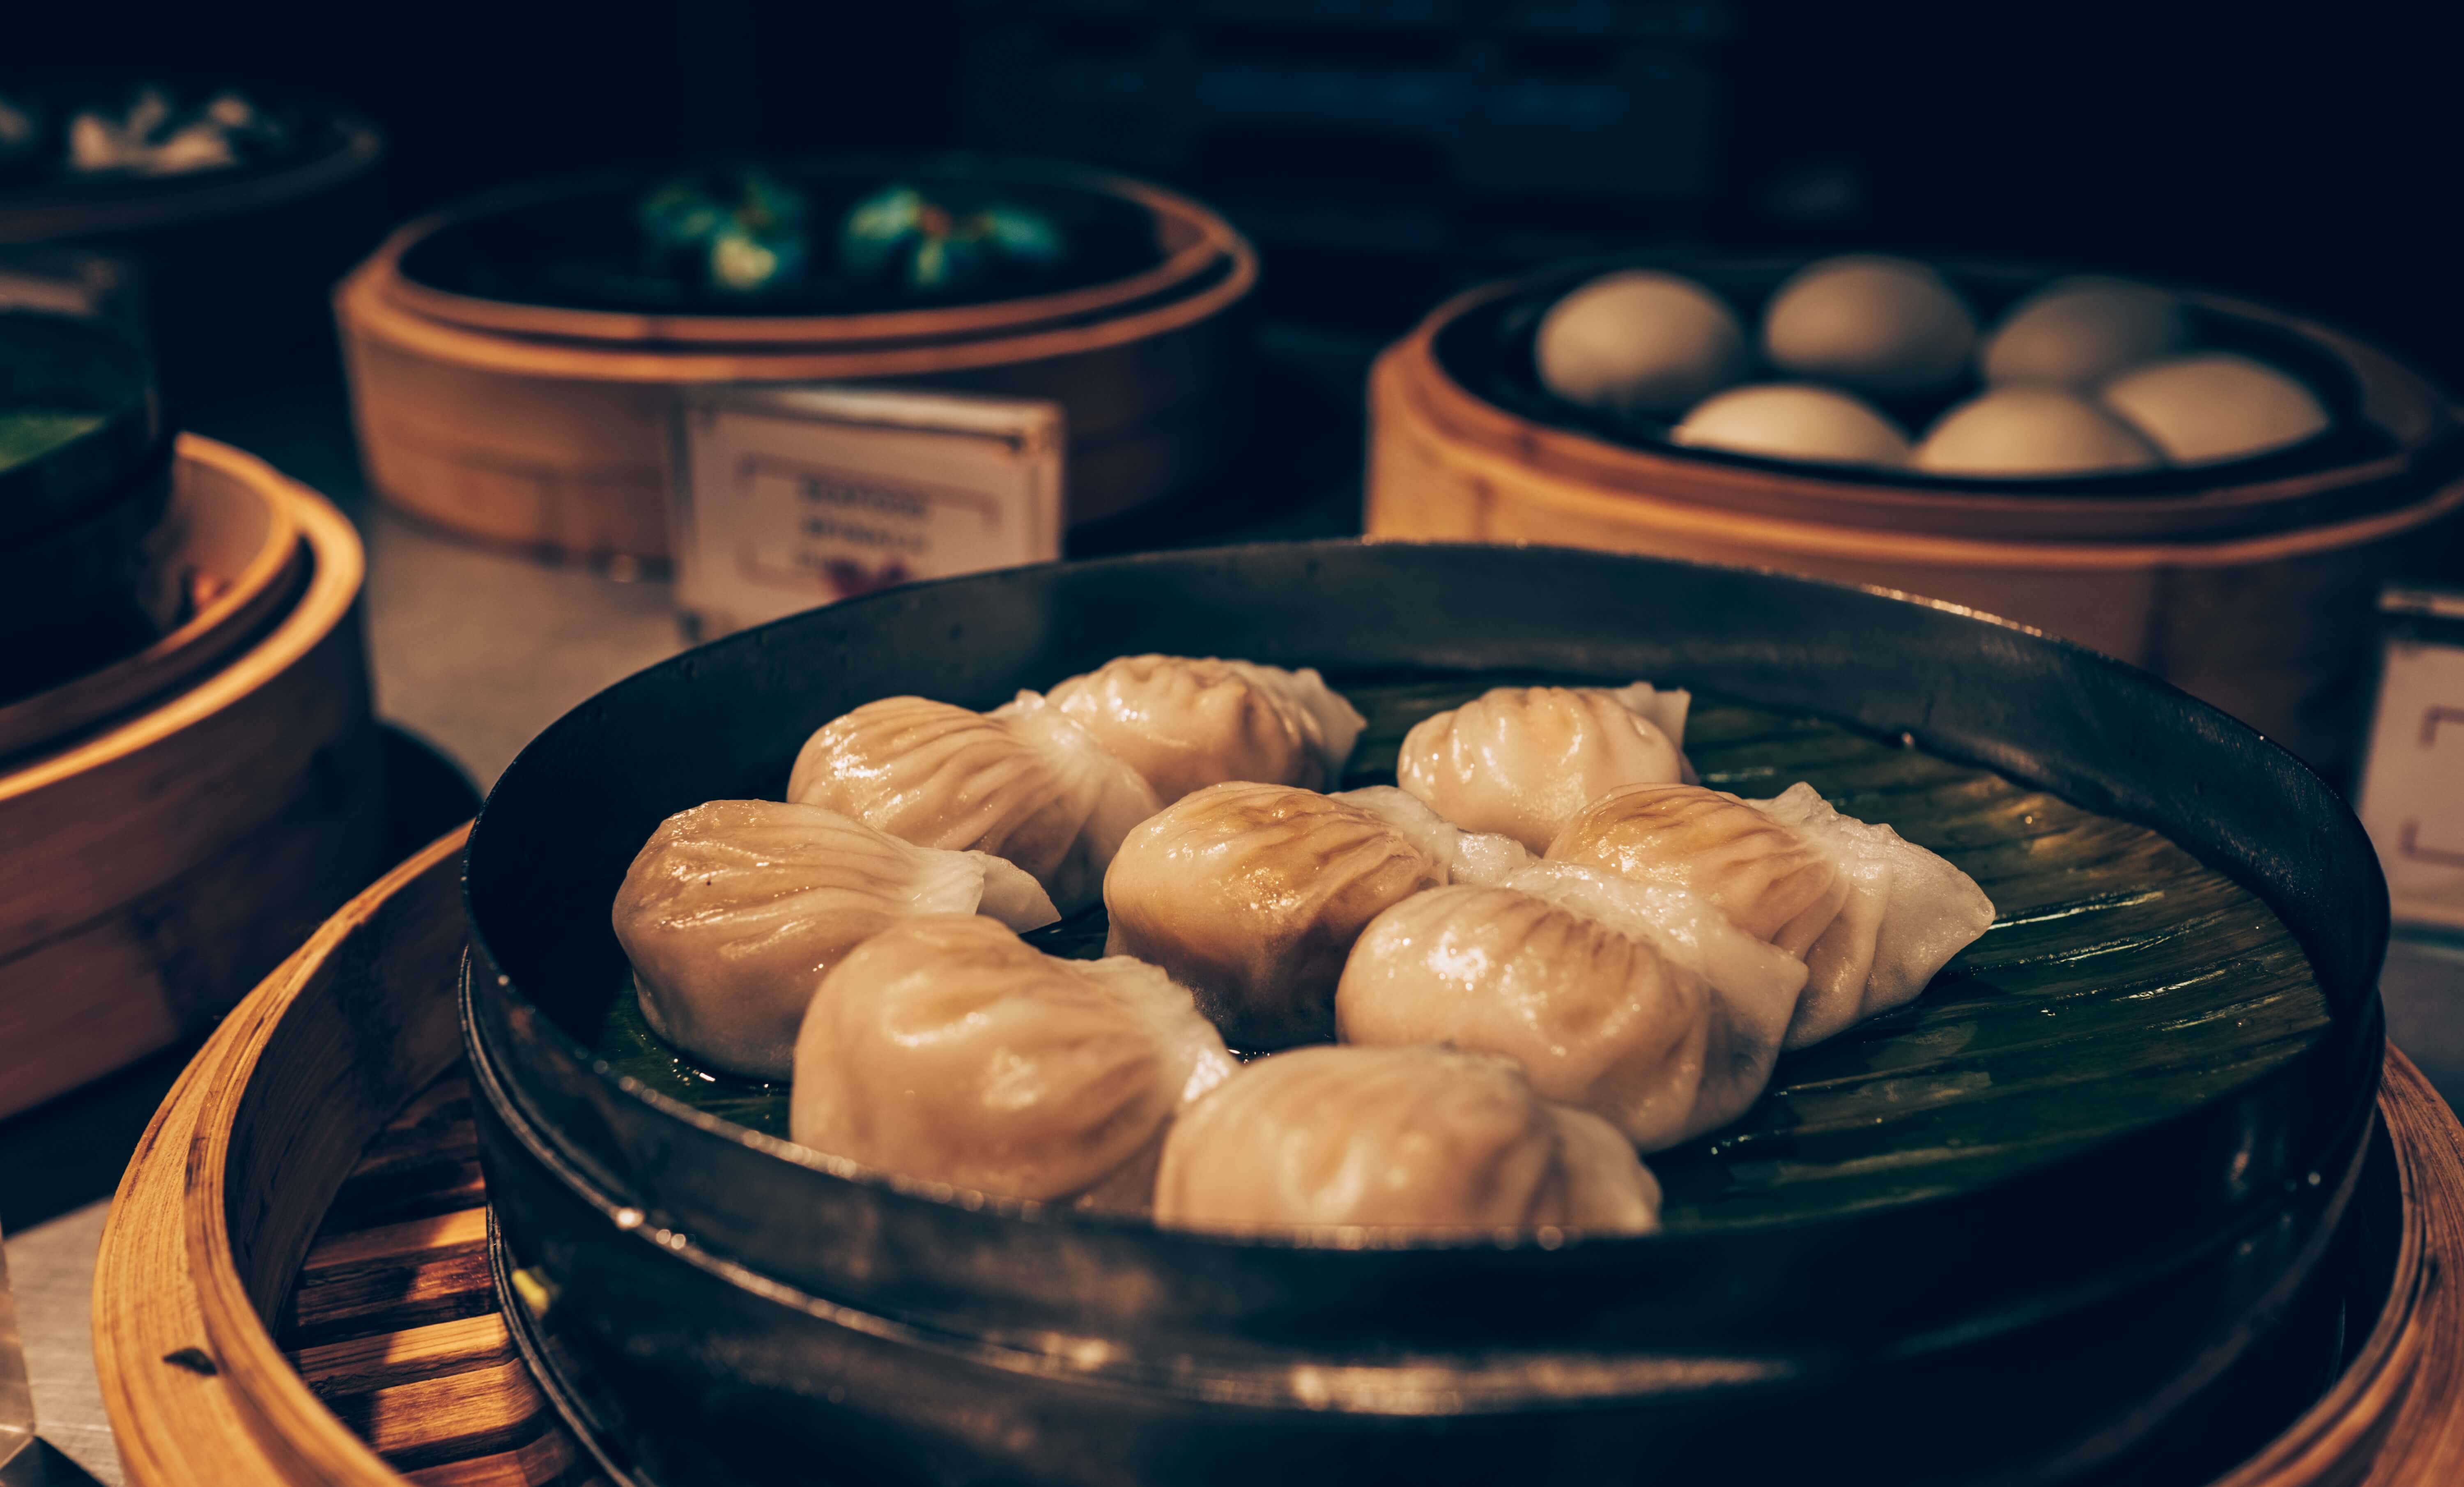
[612,800,1060,1080]
[792,915,1235,1210]
[1544,783,1847,957]
[1397,683,1692,851]
[787,693,1161,915]
[1335,865,1807,1149]
[1746,783,1997,1047]
[1102,782,1530,1050]
[1153,1044,1660,1233]
[1034,655,1367,803]
[1547,781,1993,1048]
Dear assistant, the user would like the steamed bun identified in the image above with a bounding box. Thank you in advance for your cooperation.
[2100,352,2331,464]
[1153,1043,1661,1233]
[1673,383,1911,467]
[1762,255,1977,396]
[1536,270,1749,416]
[1982,276,2187,388]
[1914,387,2165,477]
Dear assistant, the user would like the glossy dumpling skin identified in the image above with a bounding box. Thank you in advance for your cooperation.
[1397,683,1692,851]
[786,694,1161,915]
[791,915,1235,1209]
[1548,781,1995,1049]
[1545,782,1847,957]
[1153,1044,1660,1233]
[612,800,1060,1080]
[1037,655,1368,804]
[1749,783,1996,1047]
[1335,870,1806,1150]
[1102,782,1454,1050]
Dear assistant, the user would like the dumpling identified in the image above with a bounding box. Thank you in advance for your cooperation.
[1335,869,1807,1149]
[791,915,1235,1209]
[787,693,1161,914]
[1397,682,1693,852]
[1152,1044,1660,1233]
[612,800,1060,1080]
[1547,781,1994,1049]
[1543,783,1848,957]
[1037,654,1367,803]
[1747,783,1997,1047]
[1101,782,1529,1050]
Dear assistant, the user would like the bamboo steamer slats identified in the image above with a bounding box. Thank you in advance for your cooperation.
[1365,275,2464,777]
[0,434,382,1119]
[85,820,2464,1487]
[337,166,1258,565]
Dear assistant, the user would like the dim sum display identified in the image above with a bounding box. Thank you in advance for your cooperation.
[1520,253,2346,479]
[790,915,1234,1209]
[1152,1043,1661,1233]
[1396,682,1692,851]
[607,652,1999,1235]
[788,693,1161,915]
[612,800,1059,1080]
[1101,782,1527,1050]
[1037,653,1366,804]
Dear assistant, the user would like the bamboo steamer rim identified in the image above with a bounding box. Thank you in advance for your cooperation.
[93,826,470,1487]
[0,115,384,244]
[1392,266,2464,545]
[0,434,360,800]
[86,818,2464,1486]
[337,223,1259,386]
[375,160,1246,350]
[1374,341,2464,572]
[0,446,306,758]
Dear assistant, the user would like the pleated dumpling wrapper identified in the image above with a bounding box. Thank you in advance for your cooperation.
[1335,865,1808,1150]
[1034,654,1368,804]
[1397,682,1692,852]
[612,800,1060,1080]
[788,693,1162,915]
[791,915,1236,1210]
[1547,781,1994,1049]
[1153,1044,1660,1234]
[1102,782,1531,1050]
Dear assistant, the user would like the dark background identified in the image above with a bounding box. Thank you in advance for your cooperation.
[11,0,2463,381]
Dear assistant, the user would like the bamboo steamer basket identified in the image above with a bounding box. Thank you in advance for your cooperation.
[336,161,1257,566]
[0,433,381,1119]
[0,92,386,366]
[0,436,305,756]
[1365,263,2464,777]
[86,823,2464,1487]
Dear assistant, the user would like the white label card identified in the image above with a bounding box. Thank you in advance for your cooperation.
[672,384,1064,637]
[2359,593,2464,930]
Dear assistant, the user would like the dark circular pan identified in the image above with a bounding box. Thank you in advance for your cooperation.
[392,154,1183,328]
[462,541,2387,1485]
[463,540,2382,1324]
[1444,250,2441,500]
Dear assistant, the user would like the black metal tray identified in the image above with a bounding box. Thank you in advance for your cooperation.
[462,540,2388,1486]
